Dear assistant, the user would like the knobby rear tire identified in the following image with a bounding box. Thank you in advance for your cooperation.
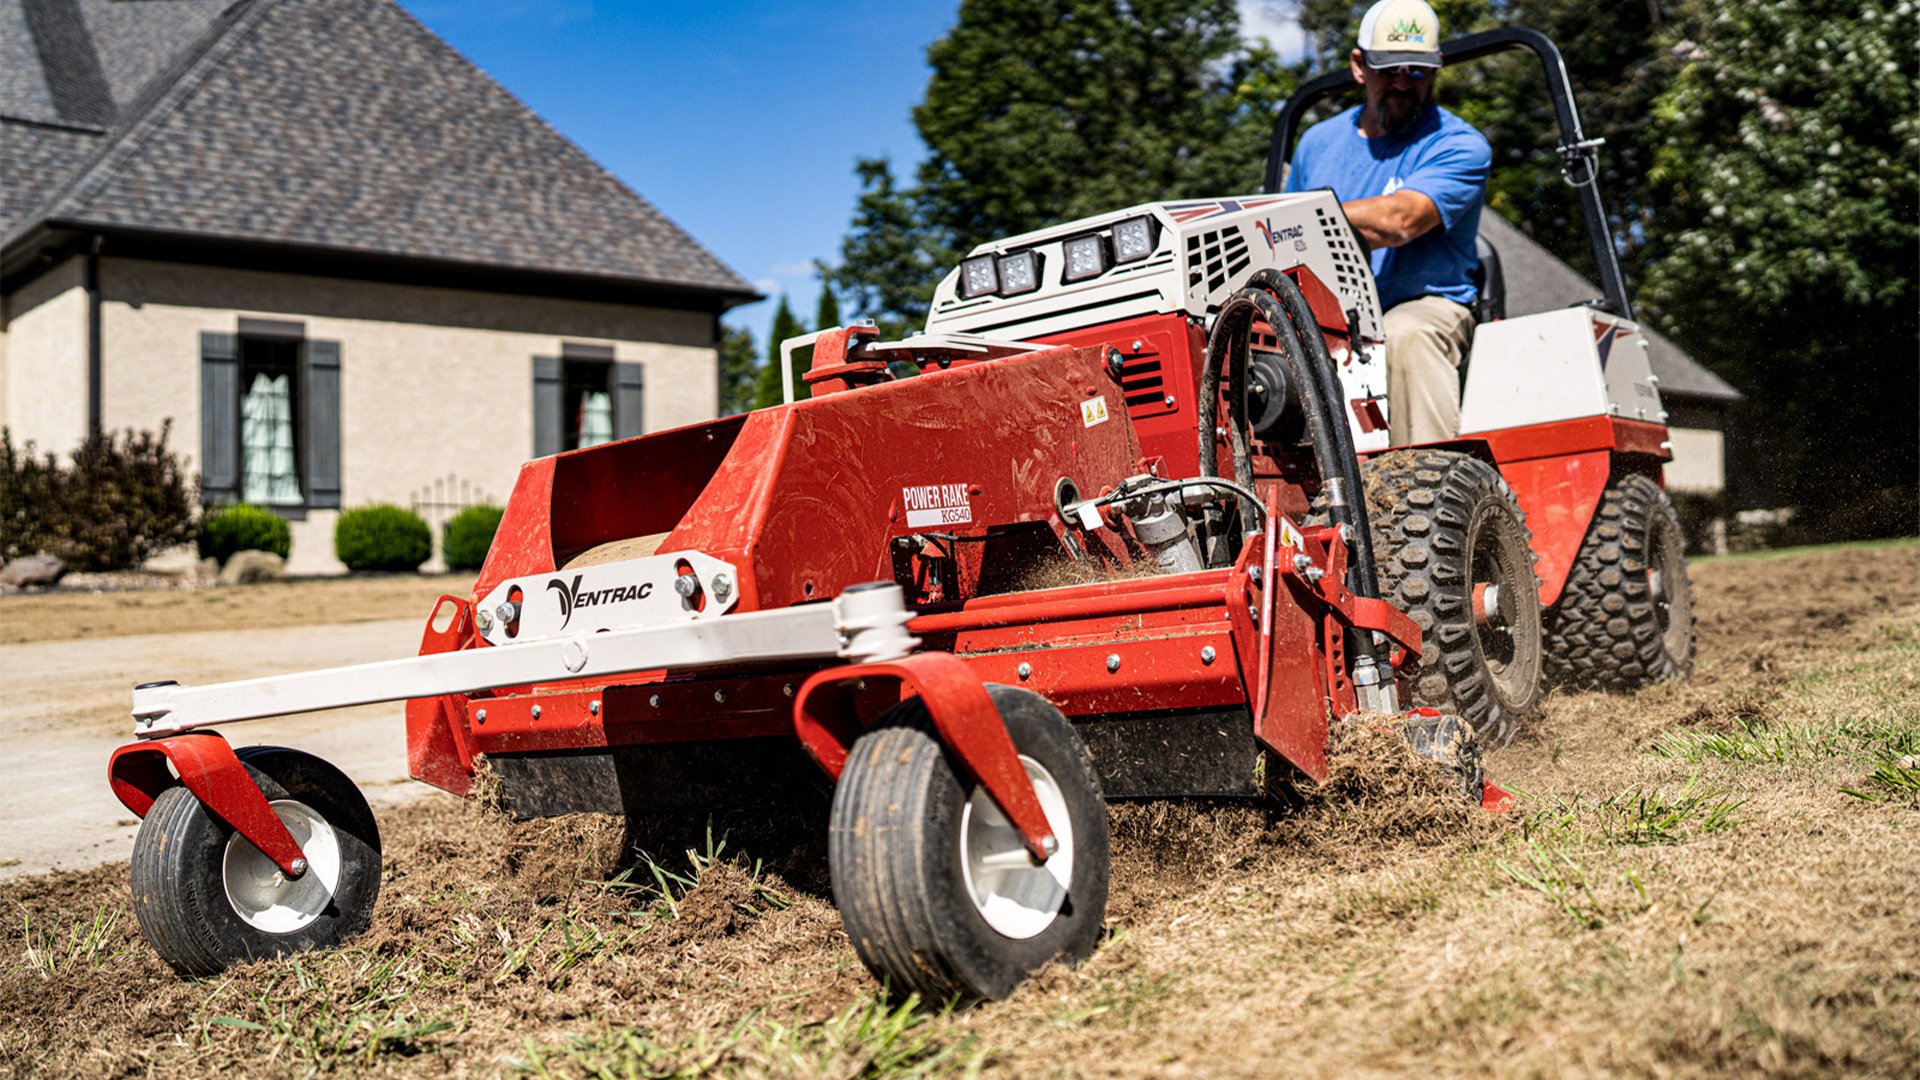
[1545,473,1696,690]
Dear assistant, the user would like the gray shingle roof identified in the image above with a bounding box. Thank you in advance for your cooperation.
[3,0,754,301]
[1479,212,1741,404]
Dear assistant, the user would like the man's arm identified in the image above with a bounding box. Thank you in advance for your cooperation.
[1343,189,1442,249]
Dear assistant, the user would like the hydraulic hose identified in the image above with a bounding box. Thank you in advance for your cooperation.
[1247,269,1382,601]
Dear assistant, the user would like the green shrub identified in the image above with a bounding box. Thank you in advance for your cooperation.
[0,423,197,570]
[199,503,292,565]
[334,504,431,572]
[441,504,504,572]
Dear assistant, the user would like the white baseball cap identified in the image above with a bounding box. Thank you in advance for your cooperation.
[1357,0,1444,69]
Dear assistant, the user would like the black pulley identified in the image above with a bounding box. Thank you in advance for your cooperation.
[1245,349,1304,445]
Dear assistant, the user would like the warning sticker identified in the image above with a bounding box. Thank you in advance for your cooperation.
[1080,395,1110,428]
[1277,515,1305,551]
[903,482,973,528]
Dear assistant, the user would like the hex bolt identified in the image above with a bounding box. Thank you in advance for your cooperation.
[474,608,494,632]
[288,857,309,878]
[1017,661,1033,680]
[648,694,662,708]
[530,704,542,719]
[673,575,700,599]
[1041,835,1060,858]
[711,574,734,603]
[1130,339,1143,352]
[1164,394,1176,407]
[714,689,728,704]
[475,709,487,724]
[588,700,600,716]
[1106,653,1121,673]
[783,683,795,697]
[1249,566,1263,587]
[495,600,519,624]
[1201,646,1217,664]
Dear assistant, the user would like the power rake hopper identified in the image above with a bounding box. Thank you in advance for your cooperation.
[108,28,1692,1002]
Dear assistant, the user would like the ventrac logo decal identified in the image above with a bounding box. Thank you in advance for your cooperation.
[1255,217,1305,254]
[902,483,973,528]
[547,573,654,629]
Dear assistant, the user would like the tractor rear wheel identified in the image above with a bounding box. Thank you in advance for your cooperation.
[1545,473,1695,689]
[828,685,1108,1003]
[129,746,382,976]
[1362,449,1544,747]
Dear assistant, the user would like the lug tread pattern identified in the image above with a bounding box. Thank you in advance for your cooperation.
[1362,449,1545,748]
[1544,473,1696,690]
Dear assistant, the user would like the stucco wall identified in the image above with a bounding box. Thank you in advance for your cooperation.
[2,257,89,455]
[1664,425,1725,495]
[99,259,719,574]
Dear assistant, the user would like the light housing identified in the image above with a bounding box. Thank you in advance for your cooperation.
[959,254,1000,299]
[1112,215,1159,263]
[997,250,1043,295]
[1061,234,1111,283]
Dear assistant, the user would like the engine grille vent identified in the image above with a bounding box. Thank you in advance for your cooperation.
[1186,228,1252,295]
[1315,206,1371,300]
[1118,354,1169,414]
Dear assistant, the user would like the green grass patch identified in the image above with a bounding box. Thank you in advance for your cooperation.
[1497,839,1648,931]
[1693,535,1920,565]
[16,904,133,976]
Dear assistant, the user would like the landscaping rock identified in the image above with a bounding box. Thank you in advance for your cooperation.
[1,553,66,588]
[219,550,286,585]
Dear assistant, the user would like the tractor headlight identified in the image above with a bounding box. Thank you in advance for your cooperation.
[998,250,1042,295]
[959,254,1000,299]
[1062,234,1110,283]
[1113,215,1158,263]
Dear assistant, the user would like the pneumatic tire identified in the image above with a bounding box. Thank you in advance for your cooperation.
[129,746,382,976]
[1363,449,1544,747]
[1545,473,1695,690]
[828,685,1109,1003]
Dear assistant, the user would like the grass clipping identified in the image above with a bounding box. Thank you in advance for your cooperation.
[1292,714,1494,848]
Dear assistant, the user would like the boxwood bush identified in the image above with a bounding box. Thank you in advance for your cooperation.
[198,503,292,565]
[334,504,431,572]
[441,504,503,572]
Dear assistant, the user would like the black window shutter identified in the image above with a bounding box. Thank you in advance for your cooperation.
[613,361,645,439]
[302,339,342,509]
[199,331,239,504]
[533,356,562,457]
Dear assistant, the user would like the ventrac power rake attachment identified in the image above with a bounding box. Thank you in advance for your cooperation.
[109,33,1692,995]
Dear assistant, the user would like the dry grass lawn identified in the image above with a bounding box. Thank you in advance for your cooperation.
[1,540,1915,1078]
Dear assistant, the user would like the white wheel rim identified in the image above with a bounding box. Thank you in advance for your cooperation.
[222,799,342,934]
[958,755,1073,940]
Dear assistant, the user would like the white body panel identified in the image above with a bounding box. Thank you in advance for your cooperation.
[922,192,1390,451]
[1460,308,1665,434]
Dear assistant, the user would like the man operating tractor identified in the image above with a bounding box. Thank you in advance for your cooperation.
[1285,0,1491,445]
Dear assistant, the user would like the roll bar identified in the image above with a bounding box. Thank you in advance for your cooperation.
[1262,27,1632,320]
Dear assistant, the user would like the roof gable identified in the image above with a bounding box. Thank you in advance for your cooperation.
[1479,212,1741,403]
[6,0,752,300]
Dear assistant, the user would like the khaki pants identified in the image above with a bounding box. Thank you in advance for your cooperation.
[1384,295,1474,445]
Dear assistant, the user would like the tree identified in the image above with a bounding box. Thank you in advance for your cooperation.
[1638,0,1918,530]
[824,0,1293,334]
[751,295,811,410]
[716,323,759,416]
[815,279,842,331]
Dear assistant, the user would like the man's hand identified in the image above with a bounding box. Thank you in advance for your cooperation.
[1343,189,1442,249]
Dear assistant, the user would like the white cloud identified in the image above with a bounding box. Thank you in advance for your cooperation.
[1239,1,1313,64]
[770,260,816,277]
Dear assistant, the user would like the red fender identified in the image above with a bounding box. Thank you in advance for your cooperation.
[793,651,1056,862]
[108,731,309,877]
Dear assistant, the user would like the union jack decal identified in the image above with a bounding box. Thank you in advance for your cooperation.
[1161,197,1290,224]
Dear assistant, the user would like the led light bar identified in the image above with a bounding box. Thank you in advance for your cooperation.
[959,254,1000,299]
[1062,234,1110,283]
[1113,215,1158,263]
[997,250,1042,295]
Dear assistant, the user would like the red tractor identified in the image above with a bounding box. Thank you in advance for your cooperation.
[108,29,1691,1002]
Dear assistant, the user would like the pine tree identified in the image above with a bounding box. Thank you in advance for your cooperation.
[751,296,811,410]
[716,324,758,416]
[814,282,841,332]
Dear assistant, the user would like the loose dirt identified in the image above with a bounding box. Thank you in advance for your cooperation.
[0,573,467,645]
[2,542,1916,1078]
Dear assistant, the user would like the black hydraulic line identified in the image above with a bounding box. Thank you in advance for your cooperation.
[1261,25,1633,321]
[1196,296,1260,535]
[1249,269,1382,600]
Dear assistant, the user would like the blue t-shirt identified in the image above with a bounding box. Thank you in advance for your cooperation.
[1285,104,1491,311]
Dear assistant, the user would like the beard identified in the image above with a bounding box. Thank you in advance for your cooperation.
[1378,88,1425,135]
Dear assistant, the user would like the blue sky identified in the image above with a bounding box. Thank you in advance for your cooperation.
[402,2,1307,345]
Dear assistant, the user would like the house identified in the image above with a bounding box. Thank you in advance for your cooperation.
[1,0,757,573]
[1478,212,1742,494]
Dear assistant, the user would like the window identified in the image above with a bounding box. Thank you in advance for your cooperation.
[201,322,341,512]
[533,345,644,457]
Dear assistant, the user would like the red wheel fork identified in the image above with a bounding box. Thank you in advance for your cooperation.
[109,732,311,878]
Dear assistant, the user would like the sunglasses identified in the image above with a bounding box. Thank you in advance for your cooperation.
[1369,64,1433,80]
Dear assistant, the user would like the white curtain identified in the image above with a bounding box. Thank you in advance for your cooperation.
[242,372,302,504]
[576,390,613,449]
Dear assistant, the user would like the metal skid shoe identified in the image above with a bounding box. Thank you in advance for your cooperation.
[110,732,381,975]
